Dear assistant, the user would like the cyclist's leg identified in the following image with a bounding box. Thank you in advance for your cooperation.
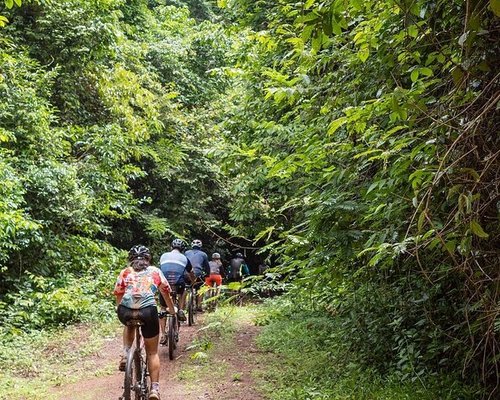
[214,274,222,296]
[144,336,160,383]
[175,284,187,321]
[176,283,186,309]
[194,277,204,310]
[179,290,187,309]
[205,275,212,297]
[140,306,161,395]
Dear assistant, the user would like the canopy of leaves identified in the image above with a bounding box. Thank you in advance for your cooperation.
[0,0,498,396]
[0,0,233,325]
[215,0,499,395]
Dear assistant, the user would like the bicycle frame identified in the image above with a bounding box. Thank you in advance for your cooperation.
[121,320,149,400]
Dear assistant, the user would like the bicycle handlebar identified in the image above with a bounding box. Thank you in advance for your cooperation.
[158,311,175,319]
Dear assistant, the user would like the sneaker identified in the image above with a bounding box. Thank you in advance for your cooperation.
[160,333,167,346]
[177,309,187,322]
[149,389,160,400]
[118,355,126,372]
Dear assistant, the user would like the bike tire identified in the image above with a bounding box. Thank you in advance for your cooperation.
[187,289,196,326]
[139,351,149,400]
[206,284,217,312]
[123,345,137,400]
[168,316,176,360]
[134,349,143,400]
[175,318,180,350]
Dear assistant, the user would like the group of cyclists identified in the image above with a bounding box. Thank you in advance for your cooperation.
[113,238,249,400]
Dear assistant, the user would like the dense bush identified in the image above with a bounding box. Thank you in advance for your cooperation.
[0,0,232,330]
[255,299,479,400]
[0,0,497,396]
[217,0,499,395]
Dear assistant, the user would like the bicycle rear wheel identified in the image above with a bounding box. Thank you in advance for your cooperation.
[123,346,140,400]
[135,350,144,400]
[168,316,176,360]
[138,351,149,400]
[187,289,196,326]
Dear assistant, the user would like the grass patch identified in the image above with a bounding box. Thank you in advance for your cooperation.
[253,301,479,400]
[176,305,260,389]
[0,320,120,400]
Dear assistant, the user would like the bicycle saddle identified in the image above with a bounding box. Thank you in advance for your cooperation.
[126,318,144,326]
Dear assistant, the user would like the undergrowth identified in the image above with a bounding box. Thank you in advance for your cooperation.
[177,304,259,386]
[181,305,252,363]
[254,299,480,400]
[0,320,119,400]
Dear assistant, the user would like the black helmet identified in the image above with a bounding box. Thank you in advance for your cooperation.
[235,252,243,258]
[191,239,202,248]
[128,245,151,261]
[171,238,186,250]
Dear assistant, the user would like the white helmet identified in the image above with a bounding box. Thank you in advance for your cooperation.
[191,239,202,248]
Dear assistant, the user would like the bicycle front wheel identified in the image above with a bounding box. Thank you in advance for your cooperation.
[187,289,196,326]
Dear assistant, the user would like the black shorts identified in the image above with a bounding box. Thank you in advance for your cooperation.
[117,305,159,339]
[159,283,185,307]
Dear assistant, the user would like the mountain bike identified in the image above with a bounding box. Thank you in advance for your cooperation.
[120,317,150,400]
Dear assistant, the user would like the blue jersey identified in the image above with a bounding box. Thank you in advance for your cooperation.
[159,250,192,286]
[185,248,210,277]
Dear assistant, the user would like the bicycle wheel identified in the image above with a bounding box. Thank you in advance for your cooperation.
[168,315,176,360]
[134,350,142,400]
[123,345,138,400]
[175,317,180,349]
[139,352,149,400]
[187,289,196,326]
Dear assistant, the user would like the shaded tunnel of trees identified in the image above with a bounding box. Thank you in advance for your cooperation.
[0,0,498,397]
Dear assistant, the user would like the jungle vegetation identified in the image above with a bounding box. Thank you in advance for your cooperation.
[0,0,498,398]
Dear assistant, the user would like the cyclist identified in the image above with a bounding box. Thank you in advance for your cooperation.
[185,239,210,311]
[159,238,195,344]
[205,252,225,297]
[114,245,175,400]
[228,252,250,283]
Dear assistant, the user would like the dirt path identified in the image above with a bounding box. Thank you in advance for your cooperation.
[53,311,265,400]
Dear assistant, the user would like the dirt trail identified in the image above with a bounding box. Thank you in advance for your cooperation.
[53,313,265,400]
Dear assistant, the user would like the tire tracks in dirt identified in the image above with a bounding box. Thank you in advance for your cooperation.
[53,310,266,400]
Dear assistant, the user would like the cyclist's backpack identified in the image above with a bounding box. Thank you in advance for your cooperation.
[229,258,243,280]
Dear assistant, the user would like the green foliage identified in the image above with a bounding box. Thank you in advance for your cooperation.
[0,242,122,329]
[255,300,479,400]
[0,0,497,397]
[218,0,499,394]
[0,0,235,333]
